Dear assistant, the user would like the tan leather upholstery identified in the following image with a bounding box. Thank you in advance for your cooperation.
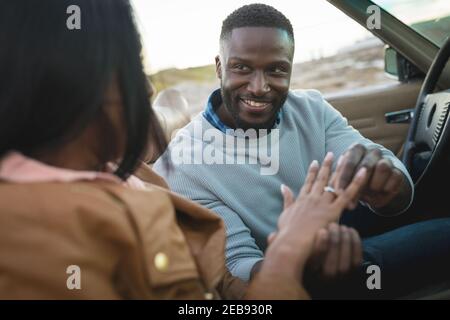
[153,89,191,142]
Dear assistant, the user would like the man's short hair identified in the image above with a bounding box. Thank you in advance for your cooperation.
[220,3,294,42]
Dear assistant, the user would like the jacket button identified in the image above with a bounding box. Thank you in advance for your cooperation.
[154,252,169,271]
[204,292,214,300]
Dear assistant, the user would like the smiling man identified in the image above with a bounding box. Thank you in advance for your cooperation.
[154,4,450,298]
[215,26,292,131]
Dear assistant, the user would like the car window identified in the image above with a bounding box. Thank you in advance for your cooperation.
[372,0,450,48]
[131,0,398,116]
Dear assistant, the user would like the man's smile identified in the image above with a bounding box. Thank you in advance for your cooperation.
[239,98,272,113]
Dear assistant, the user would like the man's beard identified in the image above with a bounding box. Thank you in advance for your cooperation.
[220,86,287,131]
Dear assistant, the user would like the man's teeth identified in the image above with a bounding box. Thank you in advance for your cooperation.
[243,99,269,108]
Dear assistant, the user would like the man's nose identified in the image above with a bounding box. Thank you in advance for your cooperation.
[247,71,270,96]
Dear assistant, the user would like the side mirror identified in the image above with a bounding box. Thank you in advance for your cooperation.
[384,47,399,77]
[384,46,424,82]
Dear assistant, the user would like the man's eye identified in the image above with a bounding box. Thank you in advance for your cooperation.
[233,64,250,71]
[271,67,288,74]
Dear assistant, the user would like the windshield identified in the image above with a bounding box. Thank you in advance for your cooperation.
[372,0,450,47]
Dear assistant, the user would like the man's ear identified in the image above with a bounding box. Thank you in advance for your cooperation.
[215,55,222,80]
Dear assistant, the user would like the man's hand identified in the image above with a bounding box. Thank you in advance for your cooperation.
[336,144,412,214]
[307,223,362,279]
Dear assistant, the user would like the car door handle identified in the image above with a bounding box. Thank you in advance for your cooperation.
[385,109,414,124]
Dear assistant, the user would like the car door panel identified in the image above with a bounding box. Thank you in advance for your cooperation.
[324,81,422,155]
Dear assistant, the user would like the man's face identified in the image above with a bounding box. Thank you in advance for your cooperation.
[216,27,294,130]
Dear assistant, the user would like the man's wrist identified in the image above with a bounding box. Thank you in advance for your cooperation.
[368,172,414,216]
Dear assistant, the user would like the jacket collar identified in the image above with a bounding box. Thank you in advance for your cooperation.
[0,151,121,184]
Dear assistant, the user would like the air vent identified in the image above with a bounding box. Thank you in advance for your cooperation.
[427,104,437,128]
[433,102,450,144]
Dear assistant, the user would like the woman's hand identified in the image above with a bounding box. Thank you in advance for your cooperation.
[249,153,367,299]
[266,152,367,278]
[275,152,366,239]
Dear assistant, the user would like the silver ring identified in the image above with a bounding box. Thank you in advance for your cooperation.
[323,186,337,195]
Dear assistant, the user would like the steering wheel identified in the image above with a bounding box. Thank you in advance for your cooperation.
[402,37,450,186]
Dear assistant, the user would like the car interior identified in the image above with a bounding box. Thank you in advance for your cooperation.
[148,0,450,299]
[327,0,450,221]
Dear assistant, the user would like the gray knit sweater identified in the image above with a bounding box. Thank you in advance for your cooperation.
[153,89,413,281]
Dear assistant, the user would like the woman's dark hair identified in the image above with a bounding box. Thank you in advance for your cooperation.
[0,0,167,179]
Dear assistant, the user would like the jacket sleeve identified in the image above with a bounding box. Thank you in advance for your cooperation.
[217,268,310,300]
[216,269,248,300]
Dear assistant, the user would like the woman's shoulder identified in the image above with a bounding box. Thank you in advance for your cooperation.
[0,181,188,299]
[0,181,174,231]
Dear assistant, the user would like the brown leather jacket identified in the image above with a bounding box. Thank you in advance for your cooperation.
[0,162,306,299]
